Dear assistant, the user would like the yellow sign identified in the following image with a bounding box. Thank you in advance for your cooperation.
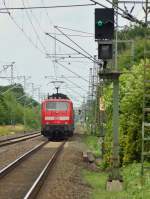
[99,97,105,111]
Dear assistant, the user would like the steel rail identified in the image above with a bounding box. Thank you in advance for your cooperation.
[0,131,40,143]
[0,131,41,147]
[0,141,48,179]
[24,141,65,199]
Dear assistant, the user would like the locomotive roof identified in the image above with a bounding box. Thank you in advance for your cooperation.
[43,98,72,102]
[48,93,70,99]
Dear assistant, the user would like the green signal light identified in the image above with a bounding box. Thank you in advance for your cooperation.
[96,20,104,27]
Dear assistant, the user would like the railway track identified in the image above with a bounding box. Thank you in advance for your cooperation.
[0,140,65,199]
[0,131,41,147]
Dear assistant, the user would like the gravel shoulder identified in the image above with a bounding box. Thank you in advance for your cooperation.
[36,133,92,199]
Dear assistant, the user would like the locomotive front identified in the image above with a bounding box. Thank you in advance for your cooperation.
[41,97,74,139]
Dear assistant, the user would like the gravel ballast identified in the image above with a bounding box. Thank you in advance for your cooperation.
[36,133,91,199]
[0,136,47,170]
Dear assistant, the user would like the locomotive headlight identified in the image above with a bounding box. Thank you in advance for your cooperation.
[45,116,54,120]
[60,116,69,120]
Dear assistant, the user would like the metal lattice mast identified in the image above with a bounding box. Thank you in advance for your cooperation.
[141,0,150,176]
[141,32,150,176]
[88,68,93,134]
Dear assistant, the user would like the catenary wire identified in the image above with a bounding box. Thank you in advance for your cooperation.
[55,26,96,61]
[56,62,89,83]
[45,32,100,64]
[65,78,88,93]
[0,3,96,10]
[2,0,46,55]
[55,25,94,35]
[21,0,48,53]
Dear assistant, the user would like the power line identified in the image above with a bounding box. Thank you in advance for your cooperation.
[21,0,47,53]
[55,61,89,83]
[56,26,94,35]
[45,75,87,79]
[63,83,84,98]
[46,53,79,56]
[55,26,95,61]
[40,0,53,25]
[64,78,88,93]
[0,3,96,11]
[118,1,146,4]
[45,32,100,64]
[46,32,94,38]
[2,0,46,55]
[90,0,147,26]
[104,0,147,26]
[40,0,58,80]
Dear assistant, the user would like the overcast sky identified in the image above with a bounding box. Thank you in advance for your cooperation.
[0,0,146,107]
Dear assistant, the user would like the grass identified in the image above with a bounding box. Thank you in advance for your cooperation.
[0,125,26,136]
[83,134,150,199]
[84,135,100,157]
[83,163,150,199]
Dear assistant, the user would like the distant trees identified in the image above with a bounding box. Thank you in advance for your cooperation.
[0,84,40,129]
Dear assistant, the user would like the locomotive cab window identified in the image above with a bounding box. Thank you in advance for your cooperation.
[46,102,68,111]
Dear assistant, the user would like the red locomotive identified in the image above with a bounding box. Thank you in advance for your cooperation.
[41,93,74,139]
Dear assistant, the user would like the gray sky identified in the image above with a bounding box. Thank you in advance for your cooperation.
[0,0,146,107]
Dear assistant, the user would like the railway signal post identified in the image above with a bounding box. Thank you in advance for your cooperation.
[95,2,123,190]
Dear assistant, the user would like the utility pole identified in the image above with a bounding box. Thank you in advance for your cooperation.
[145,0,149,24]
[0,62,15,84]
[90,67,95,134]
[95,0,122,190]
[113,0,119,164]
[107,0,122,186]
[20,76,31,128]
[37,87,41,102]
[31,83,34,98]
[10,63,14,85]
[88,68,93,134]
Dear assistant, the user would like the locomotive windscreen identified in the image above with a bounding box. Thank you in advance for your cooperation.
[46,102,68,111]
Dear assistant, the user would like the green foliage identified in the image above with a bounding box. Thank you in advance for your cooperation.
[83,163,150,199]
[85,26,150,166]
[120,63,144,164]
[0,84,41,129]
[118,25,150,41]
[84,135,100,157]
[103,62,145,165]
[24,106,41,129]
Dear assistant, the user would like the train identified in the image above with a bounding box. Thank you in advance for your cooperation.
[41,93,74,139]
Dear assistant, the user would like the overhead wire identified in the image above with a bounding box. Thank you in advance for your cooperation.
[2,0,99,99]
[55,25,94,35]
[2,0,46,55]
[40,0,53,25]
[62,76,88,92]
[21,0,48,54]
[47,32,94,38]
[0,3,96,11]
[90,0,144,26]
[62,83,84,98]
[40,0,58,79]
[55,26,96,62]
[103,0,146,26]
[45,32,100,64]
[56,62,89,83]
